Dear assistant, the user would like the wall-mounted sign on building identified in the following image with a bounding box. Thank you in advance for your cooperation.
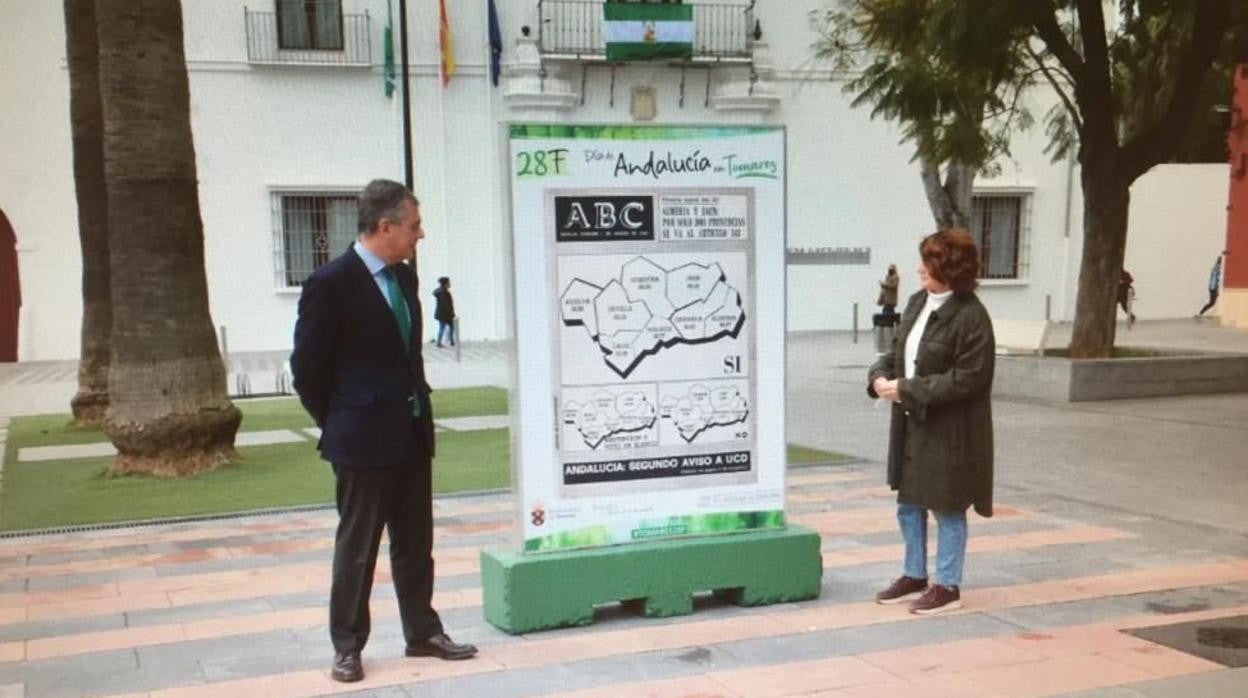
[786,246,871,265]
[506,124,787,552]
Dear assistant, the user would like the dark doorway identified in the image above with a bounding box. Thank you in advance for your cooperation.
[0,207,20,362]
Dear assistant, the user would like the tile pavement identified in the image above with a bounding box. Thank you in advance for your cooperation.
[0,329,1244,695]
[0,464,1246,696]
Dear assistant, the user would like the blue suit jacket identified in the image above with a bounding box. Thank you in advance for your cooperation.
[290,247,435,468]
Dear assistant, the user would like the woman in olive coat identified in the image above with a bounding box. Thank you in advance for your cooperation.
[867,229,995,615]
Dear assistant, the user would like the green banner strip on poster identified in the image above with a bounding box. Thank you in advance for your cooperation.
[523,509,786,553]
[509,124,776,141]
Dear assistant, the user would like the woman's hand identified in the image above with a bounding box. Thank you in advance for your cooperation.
[873,377,901,402]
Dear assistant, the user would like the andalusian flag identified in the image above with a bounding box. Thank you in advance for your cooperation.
[439,0,455,87]
[603,2,694,62]
[382,0,396,97]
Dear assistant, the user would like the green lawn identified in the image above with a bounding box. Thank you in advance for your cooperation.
[0,387,849,531]
[786,443,855,466]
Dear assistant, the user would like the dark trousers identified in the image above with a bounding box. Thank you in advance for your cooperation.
[1199,290,1218,316]
[330,423,442,653]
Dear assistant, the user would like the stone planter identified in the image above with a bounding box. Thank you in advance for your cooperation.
[994,353,1248,402]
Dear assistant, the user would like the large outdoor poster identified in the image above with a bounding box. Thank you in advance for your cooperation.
[508,125,786,552]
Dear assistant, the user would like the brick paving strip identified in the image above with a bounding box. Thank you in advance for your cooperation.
[0,484,1016,584]
[0,524,1134,663]
[0,513,1125,588]
[0,498,513,559]
[0,471,860,560]
[542,605,1244,698]
[89,562,1248,697]
[0,503,1034,625]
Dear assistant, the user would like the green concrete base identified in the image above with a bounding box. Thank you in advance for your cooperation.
[480,525,823,634]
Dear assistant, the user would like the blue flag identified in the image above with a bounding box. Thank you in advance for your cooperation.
[487,0,502,86]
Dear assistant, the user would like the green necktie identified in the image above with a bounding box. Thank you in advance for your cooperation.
[383,266,421,417]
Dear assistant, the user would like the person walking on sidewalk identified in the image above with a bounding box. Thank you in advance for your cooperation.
[1197,255,1223,317]
[867,229,996,615]
[1118,269,1136,325]
[290,179,477,684]
[878,264,900,317]
[432,276,455,347]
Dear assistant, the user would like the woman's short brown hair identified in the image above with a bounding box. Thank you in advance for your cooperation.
[920,229,980,294]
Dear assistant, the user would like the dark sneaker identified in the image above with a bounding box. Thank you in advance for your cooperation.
[909,584,962,615]
[875,575,928,604]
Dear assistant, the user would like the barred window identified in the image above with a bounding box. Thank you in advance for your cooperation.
[276,0,344,50]
[273,192,358,287]
[969,194,1030,280]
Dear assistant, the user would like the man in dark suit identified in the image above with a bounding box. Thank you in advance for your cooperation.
[291,179,477,683]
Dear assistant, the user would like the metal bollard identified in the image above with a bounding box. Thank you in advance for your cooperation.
[852,302,859,344]
[219,325,229,367]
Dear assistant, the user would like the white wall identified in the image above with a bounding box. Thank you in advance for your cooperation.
[0,0,81,360]
[1126,165,1228,319]
[0,0,1226,361]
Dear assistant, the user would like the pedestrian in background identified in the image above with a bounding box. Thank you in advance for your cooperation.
[1197,255,1223,317]
[1118,269,1136,325]
[432,276,455,347]
[878,264,900,316]
[867,229,996,615]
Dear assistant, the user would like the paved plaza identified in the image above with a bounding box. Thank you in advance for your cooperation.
[0,320,1245,696]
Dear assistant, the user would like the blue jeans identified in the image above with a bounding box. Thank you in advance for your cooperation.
[436,322,454,346]
[897,503,967,586]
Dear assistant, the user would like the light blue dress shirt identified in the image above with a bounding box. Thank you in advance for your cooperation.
[353,240,393,307]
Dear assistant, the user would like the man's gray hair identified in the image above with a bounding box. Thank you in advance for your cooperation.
[358,179,418,235]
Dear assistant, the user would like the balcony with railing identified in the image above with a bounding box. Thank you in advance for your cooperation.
[244,3,372,66]
[538,0,755,63]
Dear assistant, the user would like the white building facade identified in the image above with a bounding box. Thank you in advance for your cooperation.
[0,0,1228,361]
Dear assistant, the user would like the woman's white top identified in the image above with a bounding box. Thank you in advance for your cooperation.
[904,289,953,378]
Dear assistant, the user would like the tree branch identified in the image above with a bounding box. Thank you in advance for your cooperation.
[1026,42,1083,132]
[1120,0,1233,182]
[920,158,954,229]
[1031,2,1084,83]
[1074,0,1110,87]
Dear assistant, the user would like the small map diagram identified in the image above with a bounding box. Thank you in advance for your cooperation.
[560,256,746,378]
[660,383,750,443]
[562,389,657,449]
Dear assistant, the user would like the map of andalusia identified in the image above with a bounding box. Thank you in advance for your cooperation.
[562,390,657,449]
[560,256,746,379]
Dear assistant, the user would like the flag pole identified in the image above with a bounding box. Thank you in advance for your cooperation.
[398,0,413,190]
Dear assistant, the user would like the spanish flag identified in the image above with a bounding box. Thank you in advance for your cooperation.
[439,0,455,87]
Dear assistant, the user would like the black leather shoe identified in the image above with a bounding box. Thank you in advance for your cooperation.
[330,651,363,682]
[405,632,478,660]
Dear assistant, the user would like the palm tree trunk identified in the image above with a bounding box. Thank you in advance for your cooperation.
[64,0,111,426]
[96,0,241,476]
